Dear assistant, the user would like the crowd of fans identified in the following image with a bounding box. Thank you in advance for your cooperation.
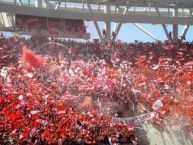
[0,34,193,144]
[65,20,86,34]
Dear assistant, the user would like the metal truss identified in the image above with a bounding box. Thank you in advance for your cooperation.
[0,0,192,42]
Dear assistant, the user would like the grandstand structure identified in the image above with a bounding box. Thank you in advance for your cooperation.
[0,0,193,42]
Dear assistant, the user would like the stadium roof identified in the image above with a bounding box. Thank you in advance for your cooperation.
[50,0,193,8]
[0,0,192,42]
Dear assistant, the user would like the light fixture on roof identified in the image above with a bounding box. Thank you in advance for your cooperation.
[168,3,176,7]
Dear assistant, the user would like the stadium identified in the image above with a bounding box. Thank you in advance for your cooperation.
[0,0,193,145]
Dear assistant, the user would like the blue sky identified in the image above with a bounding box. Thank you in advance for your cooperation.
[86,21,193,42]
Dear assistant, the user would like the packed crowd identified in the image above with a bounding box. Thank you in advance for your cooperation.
[0,35,193,144]
[65,20,86,34]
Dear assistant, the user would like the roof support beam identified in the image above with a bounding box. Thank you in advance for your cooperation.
[155,7,171,41]
[9,14,15,31]
[44,0,51,8]
[86,0,104,41]
[55,0,62,10]
[162,24,171,41]
[133,23,159,41]
[112,23,122,41]
[0,13,5,27]
[112,4,130,41]
[93,21,104,41]
[6,13,12,28]
[180,25,189,41]
[18,0,23,6]
[35,0,43,8]
[181,25,189,36]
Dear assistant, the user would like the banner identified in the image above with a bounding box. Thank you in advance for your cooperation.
[111,112,155,126]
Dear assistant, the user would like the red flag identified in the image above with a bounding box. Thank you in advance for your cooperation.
[81,97,92,107]
[22,47,45,68]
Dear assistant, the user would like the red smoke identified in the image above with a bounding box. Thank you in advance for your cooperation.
[22,47,45,68]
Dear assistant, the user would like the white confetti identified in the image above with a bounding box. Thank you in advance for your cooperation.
[0,67,10,78]
[18,95,24,101]
[152,99,163,110]
[30,110,40,115]
[35,119,48,126]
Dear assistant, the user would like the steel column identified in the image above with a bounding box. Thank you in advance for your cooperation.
[86,1,104,41]
[35,0,42,8]
[155,7,171,41]
[104,3,111,42]
[180,25,189,41]
[173,8,178,43]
